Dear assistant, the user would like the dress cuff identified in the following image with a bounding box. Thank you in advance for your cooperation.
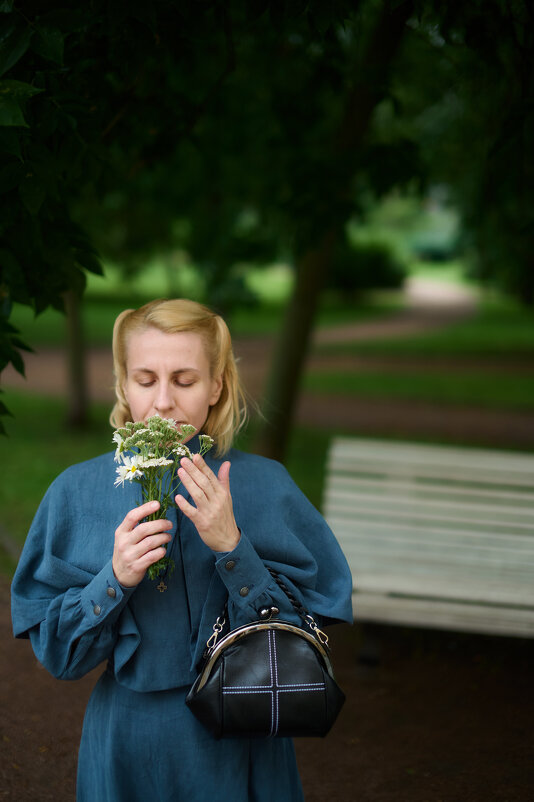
[214,531,271,609]
[79,559,135,625]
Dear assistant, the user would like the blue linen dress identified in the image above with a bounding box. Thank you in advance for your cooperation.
[11,437,353,801]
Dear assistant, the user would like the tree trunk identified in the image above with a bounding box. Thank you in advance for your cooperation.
[254,229,338,459]
[64,289,89,428]
[254,0,414,462]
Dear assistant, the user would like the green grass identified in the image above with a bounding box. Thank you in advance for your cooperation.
[304,370,534,411]
[1,392,113,552]
[319,300,534,358]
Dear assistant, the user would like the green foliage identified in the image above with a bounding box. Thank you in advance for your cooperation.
[391,0,534,304]
[327,237,407,296]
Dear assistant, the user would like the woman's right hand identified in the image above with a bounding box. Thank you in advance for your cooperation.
[112,500,173,588]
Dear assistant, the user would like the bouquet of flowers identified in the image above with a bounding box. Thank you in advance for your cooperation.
[113,415,214,580]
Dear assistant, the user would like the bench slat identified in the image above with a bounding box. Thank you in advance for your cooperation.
[351,593,534,638]
[330,438,534,477]
[326,475,534,505]
[329,518,534,555]
[347,573,534,606]
[328,493,534,533]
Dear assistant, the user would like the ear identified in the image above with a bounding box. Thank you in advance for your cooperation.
[209,374,223,406]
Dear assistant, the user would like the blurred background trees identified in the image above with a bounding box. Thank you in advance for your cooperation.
[1,0,533,454]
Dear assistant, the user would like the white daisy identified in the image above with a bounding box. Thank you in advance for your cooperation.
[114,455,144,486]
[112,431,125,463]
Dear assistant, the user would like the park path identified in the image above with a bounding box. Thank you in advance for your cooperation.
[3,277,534,448]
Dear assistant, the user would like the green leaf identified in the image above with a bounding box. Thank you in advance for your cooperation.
[19,174,46,214]
[0,79,43,101]
[0,80,43,127]
[0,20,32,77]
[0,247,29,305]
[0,97,26,126]
[0,400,14,417]
[74,248,103,275]
[11,337,33,354]
[0,1,15,12]
[31,25,64,65]
[7,346,25,375]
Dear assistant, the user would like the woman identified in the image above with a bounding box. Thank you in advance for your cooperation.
[11,298,353,801]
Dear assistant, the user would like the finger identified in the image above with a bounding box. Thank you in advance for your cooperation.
[178,461,211,500]
[175,492,198,520]
[129,519,173,546]
[217,460,231,490]
[138,545,169,571]
[122,500,160,530]
[192,453,217,482]
[133,532,172,559]
[184,455,217,490]
[180,455,213,483]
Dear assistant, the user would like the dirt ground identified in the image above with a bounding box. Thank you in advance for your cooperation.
[1,573,533,801]
[2,283,534,799]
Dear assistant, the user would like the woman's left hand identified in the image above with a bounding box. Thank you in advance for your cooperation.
[175,454,241,552]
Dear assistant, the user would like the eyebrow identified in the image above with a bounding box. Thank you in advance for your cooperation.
[130,368,200,375]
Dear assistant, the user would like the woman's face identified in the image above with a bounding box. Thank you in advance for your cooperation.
[124,327,222,437]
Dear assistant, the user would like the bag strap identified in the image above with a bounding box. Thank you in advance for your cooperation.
[205,567,329,653]
[266,567,329,648]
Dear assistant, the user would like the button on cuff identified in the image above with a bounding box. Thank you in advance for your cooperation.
[106,586,116,598]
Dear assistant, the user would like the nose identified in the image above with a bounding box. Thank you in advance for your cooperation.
[154,382,175,413]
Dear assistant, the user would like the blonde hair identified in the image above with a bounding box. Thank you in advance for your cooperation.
[110,299,247,456]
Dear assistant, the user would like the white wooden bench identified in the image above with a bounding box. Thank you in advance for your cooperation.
[323,437,534,638]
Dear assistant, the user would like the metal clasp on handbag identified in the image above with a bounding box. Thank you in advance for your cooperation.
[206,613,226,651]
[304,613,329,647]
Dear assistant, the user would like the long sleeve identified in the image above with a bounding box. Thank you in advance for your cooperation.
[11,454,142,682]
[25,559,135,679]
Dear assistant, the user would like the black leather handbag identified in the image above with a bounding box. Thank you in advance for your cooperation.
[185,570,345,739]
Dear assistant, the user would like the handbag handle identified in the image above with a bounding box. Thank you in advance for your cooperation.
[265,567,329,648]
[205,567,329,653]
